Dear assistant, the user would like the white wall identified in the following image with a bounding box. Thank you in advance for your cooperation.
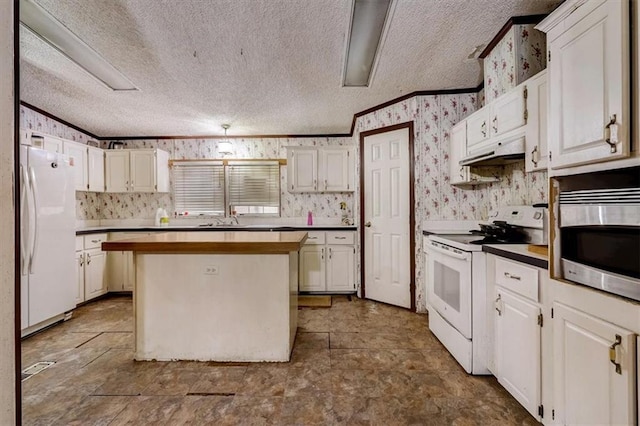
[0,0,17,423]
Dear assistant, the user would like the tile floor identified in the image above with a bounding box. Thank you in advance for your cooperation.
[21,295,538,425]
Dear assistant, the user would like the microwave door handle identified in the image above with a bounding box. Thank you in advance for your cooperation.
[20,165,29,276]
[428,243,469,260]
[28,166,39,274]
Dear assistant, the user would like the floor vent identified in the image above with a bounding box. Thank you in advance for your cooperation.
[21,361,55,381]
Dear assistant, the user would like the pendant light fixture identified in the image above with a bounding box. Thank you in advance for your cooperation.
[217,124,234,156]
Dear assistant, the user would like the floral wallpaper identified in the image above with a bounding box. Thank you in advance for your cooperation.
[354,93,548,312]
[483,24,546,104]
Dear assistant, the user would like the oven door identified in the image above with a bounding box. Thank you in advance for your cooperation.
[426,240,472,339]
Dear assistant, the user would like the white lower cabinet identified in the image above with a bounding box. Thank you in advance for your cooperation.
[107,232,151,292]
[75,234,107,304]
[299,231,355,293]
[494,287,541,419]
[490,256,543,421]
[553,301,636,425]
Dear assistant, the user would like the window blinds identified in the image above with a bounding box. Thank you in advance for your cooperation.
[172,161,225,216]
[227,161,280,214]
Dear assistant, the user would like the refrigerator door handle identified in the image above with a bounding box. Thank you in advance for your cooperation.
[20,165,29,276]
[28,166,39,274]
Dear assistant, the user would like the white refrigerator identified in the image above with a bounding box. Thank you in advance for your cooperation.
[20,145,76,335]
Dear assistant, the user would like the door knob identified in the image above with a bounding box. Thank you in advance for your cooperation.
[364,221,372,228]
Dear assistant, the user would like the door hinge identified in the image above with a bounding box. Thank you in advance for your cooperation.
[538,405,544,418]
[86,183,90,190]
[155,184,157,190]
[524,109,528,121]
[537,313,543,327]
[548,51,551,62]
[353,247,355,254]
[551,308,554,318]
[549,151,552,162]
[523,87,528,99]
[552,409,555,420]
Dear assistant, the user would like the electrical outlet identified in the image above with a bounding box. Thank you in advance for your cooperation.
[204,265,219,275]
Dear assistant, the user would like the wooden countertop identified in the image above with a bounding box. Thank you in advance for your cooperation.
[101,231,308,254]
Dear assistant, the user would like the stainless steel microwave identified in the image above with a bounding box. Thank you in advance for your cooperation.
[559,188,640,301]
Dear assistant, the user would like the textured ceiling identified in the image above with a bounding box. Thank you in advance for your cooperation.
[20,0,559,137]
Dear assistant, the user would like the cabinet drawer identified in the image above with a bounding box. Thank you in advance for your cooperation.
[75,236,84,252]
[326,232,354,245]
[495,257,539,302]
[304,231,325,245]
[84,233,108,250]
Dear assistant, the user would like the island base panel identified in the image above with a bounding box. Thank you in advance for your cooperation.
[134,252,298,361]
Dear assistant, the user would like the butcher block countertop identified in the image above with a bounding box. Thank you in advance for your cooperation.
[101,231,308,254]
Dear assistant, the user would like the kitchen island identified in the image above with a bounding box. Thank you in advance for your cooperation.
[102,231,307,362]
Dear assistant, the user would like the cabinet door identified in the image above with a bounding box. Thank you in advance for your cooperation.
[449,121,470,185]
[63,141,88,191]
[490,85,526,139]
[287,149,317,192]
[105,151,130,192]
[130,150,157,192]
[299,245,325,291]
[321,148,352,192]
[43,135,63,153]
[87,146,105,192]
[326,245,355,292]
[548,0,629,169]
[84,250,107,300]
[465,107,490,154]
[525,71,548,172]
[75,252,85,305]
[106,251,126,292]
[494,288,541,419]
[553,302,636,425]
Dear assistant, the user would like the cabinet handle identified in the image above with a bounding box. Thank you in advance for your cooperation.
[79,253,84,267]
[492,116,498,133]
[609,334,622,374]
[481,121,487,138]
[324,179,327,190]
[313,179,317,191]
[335,236,346,240]
[495,294,502,316]
[91,239,100,243]
[329,248,332,259]
[605,114,619,153]
[364,221,371,228]
[86,253,92,265]
[504,272,521,281]
[531,146,539,166]
[321,248,324,260]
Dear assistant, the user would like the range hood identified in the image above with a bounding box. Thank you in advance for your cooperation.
[459,137,525,167]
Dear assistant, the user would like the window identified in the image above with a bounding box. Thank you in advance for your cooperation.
[227,161,280,216]
[172,160,280,217]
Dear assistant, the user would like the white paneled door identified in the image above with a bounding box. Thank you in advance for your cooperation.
[363,127,411,308]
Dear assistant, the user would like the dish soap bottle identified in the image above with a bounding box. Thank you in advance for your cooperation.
[160,208,169,227]
[155,208,164,227]
[307,210,313,226]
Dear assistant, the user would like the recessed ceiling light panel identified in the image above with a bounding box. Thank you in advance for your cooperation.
[342,0,394,87]
[20,0,138,91]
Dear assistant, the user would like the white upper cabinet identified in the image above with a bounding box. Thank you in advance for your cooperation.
[537,0,630,171]
[87,146,105,192]
[450,121,471,185]
[524,70,549,172]
[287,148,317,192]
[63,140,89,191]
[105,149,169,193]
[465,107,491,154]
[490,84,527,140]
[287,147,354,193]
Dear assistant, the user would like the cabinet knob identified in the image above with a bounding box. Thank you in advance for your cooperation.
[364,221,371,228]
[86,253,92,265]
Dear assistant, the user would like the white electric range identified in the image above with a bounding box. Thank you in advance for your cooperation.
[424,205,546,375]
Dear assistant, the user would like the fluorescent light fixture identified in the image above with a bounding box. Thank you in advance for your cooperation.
[20,0,138,91]
[343,0,394,87]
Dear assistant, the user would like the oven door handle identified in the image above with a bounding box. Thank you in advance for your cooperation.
[428,243,469,260]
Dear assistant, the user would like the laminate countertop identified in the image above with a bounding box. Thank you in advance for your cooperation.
[101,231,308,254]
